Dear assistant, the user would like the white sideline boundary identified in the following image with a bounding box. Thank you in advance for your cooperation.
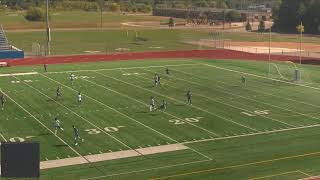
[82,159,211,180]
[183,123,320,144]
[201,63,320,93]
[41,144,188,170]
[199,63,320,122]
[168,66,320,125]
[46,63,198,74]
[80,76,218,159]
[39,73,212,160]
[0,91,84,158]
[0,72,38,77]
[13,75,145,156]
[141,68,296,128]
[97,70,258,132]
[172,67,320,116]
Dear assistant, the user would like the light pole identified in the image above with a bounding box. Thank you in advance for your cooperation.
[268,24,271,75]
[45,0,51,56]
[296,22,304,65]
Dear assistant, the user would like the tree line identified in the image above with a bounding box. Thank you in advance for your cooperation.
[273,0,320,34]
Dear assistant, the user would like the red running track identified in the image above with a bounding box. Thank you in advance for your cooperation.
[3,49,320,66]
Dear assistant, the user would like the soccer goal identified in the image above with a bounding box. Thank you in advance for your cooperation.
[268,61,313,84]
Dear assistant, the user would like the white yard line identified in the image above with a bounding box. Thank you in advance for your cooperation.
[171,67,320,110]
[39,74,212,160]
[46,63,197,74]
[84,74,220,137]
[0,72,38,77]
[201,63,320,93]
[41,144,189,170]
[0,132,7,142]
[82,159,211,180]
[183,123,320,145]
[141,69,296,128]
[196,63,320,123]
[0,91,84,158]
[96,71,258,132]
[80,77,215,160]
[13,76,136,155]
[83,160,212,180]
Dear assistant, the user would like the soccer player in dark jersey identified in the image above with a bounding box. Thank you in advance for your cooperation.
[186,90,192,105]
[157,75,161,86]
[0,92,6,110]
[44,64,48,72]
[154,74,159,87]
[165,67,169,75]
[160,100,167,111]
[72,125,84,146]
[241,74,246,87]
[56,86,62,100]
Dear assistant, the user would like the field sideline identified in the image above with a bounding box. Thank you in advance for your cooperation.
[2,58,320,179]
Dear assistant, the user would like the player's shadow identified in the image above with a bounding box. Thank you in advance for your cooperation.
[135,111,148,114]
[55,144,68,147]
[38,133,51,136]
[173,104,185,107]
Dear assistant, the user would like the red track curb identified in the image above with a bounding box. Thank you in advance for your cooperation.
[3,49,319,66]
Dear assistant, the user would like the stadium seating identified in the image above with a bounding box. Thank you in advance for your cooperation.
[0,25,11,51]
[0,25,24,59]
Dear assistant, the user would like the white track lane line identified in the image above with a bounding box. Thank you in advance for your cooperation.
[96,71,258,132]
[39,73,212,161]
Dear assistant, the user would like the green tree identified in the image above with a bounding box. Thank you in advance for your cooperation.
[297,2,306,21]
[24,7,45,21]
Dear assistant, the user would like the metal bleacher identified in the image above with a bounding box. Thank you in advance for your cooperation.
[0,25,11,51]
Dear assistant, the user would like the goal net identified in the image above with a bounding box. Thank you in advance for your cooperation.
[268,61,313,84]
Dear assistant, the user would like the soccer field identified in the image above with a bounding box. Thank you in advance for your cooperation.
[2,58,320,179]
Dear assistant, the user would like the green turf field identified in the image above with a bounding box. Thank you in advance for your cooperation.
[0,11,178,30]
[2,59,320,180]
[6,28,320,56]
[6,29,210,55]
